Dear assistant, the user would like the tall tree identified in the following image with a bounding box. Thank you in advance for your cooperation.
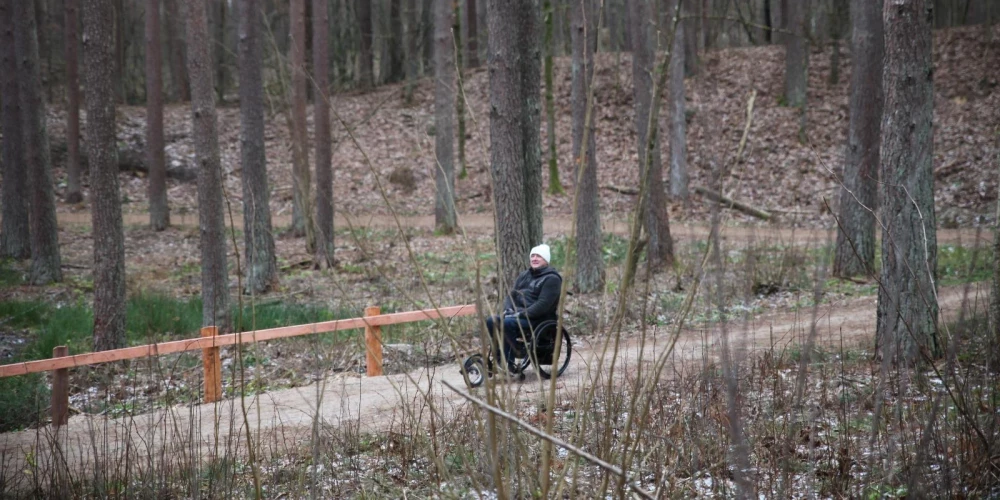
[290,0,313,244]
[455,0,468,178]
[165,0,190,101]
[14,0,62,284]
[544,0,563,195]
[0,0,30,260]
[65,0,84,204]
[827,0,848,85]
[570,0,602,293]
[213,0,228,103]
[404,0,420,102]
[876,0,937,362]
[357,0,374,88]
[466,0,480,68]
[239,0,278,291]
[833,0,883,278]
[520,1,543,248]
[488,0,530,288]
[186,0,230,331]
[387,0,405,83]
[784,0,809,108]
[313,0,334,267]
[147,0,169,230]
[434,0,457,233]
[82,0,125,350]
[668,0,688,200]
[630,0,674,269]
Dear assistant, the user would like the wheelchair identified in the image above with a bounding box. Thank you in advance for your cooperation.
[461,319,572,388]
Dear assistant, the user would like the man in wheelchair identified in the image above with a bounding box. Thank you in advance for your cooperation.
[486,244,563,373]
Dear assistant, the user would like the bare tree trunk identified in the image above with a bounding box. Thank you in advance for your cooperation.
[455,1,468,178]
[544,0,563,195]
[387,0,405,82]
[14,0,62,284]
[834,0,882,278]
[357,0,374,88]
[83,0,125,350]
[165,0,189,101]
[239,0,278,292]
[404,0,420,101]
[784,0,809,109]
[65,0,84,204]
[313,0,334,267]
[570,0,602,293]
[668,0,688,200]
[213,0,228,103]
[466,0,479,67]
[631,0,674,270]
[290,0,313,248]
[0,0,30,260]
[828,0,848,85]
[114,0,126,102]
[433,0,457,233]
[488,0,530,289]
[520,0,543,247]
[186,0,230,331]
[423,0,434,70]
[877,0,938,363]
[147,0,169,230]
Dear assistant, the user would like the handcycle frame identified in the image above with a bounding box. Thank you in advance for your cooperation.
[461,318,572,388]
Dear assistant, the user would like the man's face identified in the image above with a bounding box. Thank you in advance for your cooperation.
[530,254,547,269]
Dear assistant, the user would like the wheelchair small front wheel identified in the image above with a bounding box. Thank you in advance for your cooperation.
[462,354,486,388]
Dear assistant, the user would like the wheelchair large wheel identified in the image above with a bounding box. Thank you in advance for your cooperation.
[462,354,486,388]
[534,328,572,380]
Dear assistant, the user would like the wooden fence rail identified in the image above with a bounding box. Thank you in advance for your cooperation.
[0,304,478,426]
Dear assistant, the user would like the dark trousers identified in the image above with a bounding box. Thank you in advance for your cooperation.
[485,315,534,369]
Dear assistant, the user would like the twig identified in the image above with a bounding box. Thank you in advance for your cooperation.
[694,186,772,221]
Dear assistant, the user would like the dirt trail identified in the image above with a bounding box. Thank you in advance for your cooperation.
[0,283,985,479]
[54,210,987,245]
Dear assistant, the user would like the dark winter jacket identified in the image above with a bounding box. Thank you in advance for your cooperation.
[502,265,563,323]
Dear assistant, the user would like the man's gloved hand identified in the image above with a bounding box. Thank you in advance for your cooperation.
[504,310,521,320]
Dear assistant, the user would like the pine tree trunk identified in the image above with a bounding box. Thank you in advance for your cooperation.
[466,0,479,68]
[165,0,189,101]
[455,2,467,178]
[14,0,62,284]
[423,0,434,70]
[0,0,30,260]
[488,0,530,289]
[147,0,169,230]
[313,0,334,267]
[213,0,228,103]
[833,0,882,278]
[827,0,848,85]
[357,0,374,88]
[784,0,809,109]
[114,0,126,102]
[668,0,689,200]
[387,0,405,83]
[404,0,420,101]
[290,0,313,246]
[544,0,562,195]
[186,0,230,331]
[571,0,603,293]
[877,0,938,363]
[83,0,125,350]
[65,0,84,204]
[520,0,543,247]
[434,0,457,233]
[239,0,278,291]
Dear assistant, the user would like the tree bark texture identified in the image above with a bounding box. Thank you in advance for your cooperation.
[405,0,420,101]
[466,0,479,67]
[834,0,883,278]
[630,0,674,269]
[165,0,190,101]
[313,0,334,267]
[434,0,457,233]
[213,0,228,103]
[65,0,84,204]
[147,0,169,230]
[14,0,62,284]
[520,0,544,248]
[387,0,405,83]
[544,0,562,195]
[290,0,313,243]
[571,0,603,293]
[357,0,374,88]
[877,0,938,362]
[488,0,530,289]
[239,0,278,292]
[83,0,126,350]
[668,0,689,200]
[186,0,230,331]
[0,0,30,260]
[784,0,809,108]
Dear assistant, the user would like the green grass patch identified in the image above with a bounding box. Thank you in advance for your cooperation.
[937,244,991,284]
[0,259,23,287]
[549,233,632,269]
[0,374,49,432]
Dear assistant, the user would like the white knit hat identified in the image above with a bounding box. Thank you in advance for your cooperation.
[529,244,551,264]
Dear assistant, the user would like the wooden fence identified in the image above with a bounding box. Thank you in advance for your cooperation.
[0,304,478,427]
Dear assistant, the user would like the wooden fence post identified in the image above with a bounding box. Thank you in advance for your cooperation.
[364,306,383,376]
[51,346,69,427]
[201,326,222,403]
